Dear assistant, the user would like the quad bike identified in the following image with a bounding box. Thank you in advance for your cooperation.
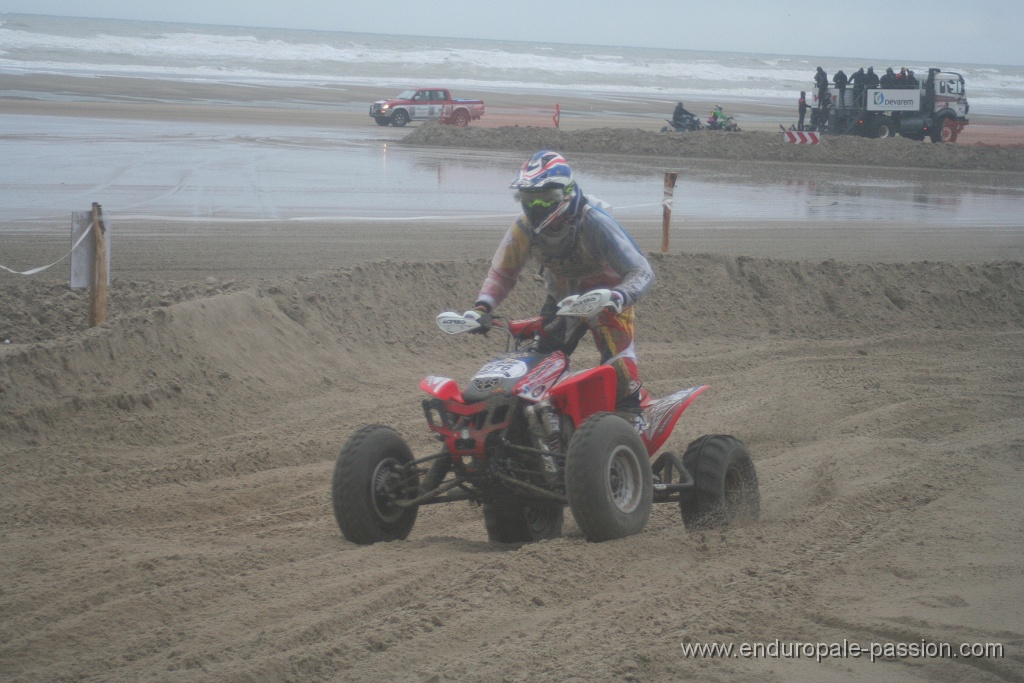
[661,115,704,132]
[331,289,760,545]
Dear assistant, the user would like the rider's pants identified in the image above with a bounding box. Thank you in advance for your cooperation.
[588,306,641,401]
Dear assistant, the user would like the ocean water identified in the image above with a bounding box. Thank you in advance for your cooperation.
[2,12,1023,117]
[1,13,1022,237]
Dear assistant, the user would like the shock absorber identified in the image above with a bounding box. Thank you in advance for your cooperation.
[525,401,561,482]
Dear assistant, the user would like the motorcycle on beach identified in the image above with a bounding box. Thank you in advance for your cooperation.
[706,111,741,132]
[331,289,760,545]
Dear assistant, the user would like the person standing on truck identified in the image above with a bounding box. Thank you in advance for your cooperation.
[850,68,867,107]
[833,69,848,108]
[798,91,810,130]
[866,66,880,89]
[471,150,655,425]
[814,67,829,107]
[880,67,896,88]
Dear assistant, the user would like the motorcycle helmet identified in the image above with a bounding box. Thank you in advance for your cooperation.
[511,150,582,254]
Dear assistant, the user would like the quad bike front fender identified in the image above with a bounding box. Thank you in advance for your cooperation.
[420,375,464,402]
[640,385,709,455]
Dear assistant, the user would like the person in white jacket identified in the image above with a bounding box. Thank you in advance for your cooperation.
[472,150,655,418]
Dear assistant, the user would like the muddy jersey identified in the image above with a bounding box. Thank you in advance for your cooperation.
[477,201,655,311]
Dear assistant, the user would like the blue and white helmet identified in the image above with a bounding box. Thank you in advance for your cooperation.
[511,151,582,253]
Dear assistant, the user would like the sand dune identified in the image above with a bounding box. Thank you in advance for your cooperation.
[2,253,1022,682]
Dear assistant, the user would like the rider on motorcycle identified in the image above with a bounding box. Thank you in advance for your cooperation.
[472,150,655,422]
[708,105,732,128]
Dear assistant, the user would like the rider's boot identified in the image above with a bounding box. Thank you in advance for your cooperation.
[615,389,645,433]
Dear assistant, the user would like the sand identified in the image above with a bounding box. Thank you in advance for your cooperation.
[2,76,1023,682]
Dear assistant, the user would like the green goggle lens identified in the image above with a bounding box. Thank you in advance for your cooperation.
[515,187,568,208]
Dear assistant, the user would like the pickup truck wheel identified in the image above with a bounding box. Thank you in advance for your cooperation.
[566,413,652,543]
[390,110,410,127]
[452,109,471,127]
[680,434,759,531]
[373,117,390,127]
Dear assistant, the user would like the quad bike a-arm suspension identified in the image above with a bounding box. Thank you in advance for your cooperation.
[651,450,695,502]
[391,451,474,507]
[396,438,569,508]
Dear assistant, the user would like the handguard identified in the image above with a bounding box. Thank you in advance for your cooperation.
[436,310,486,335]
[555,289,622,318]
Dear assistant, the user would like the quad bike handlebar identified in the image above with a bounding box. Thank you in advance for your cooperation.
[436,288,621,337]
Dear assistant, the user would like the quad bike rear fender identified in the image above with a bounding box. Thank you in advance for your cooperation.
[640,385,709,455]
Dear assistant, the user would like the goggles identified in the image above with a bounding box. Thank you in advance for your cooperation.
[514,187,568,209]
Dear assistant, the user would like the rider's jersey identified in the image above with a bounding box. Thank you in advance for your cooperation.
[477,199,655,311]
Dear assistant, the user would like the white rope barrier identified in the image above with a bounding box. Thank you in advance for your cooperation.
[1,221,94,276]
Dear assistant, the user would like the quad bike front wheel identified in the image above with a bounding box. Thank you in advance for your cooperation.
[680,434,760,530]
[483,502,564,543]
[331,425,420,544]
[566,413,653,542]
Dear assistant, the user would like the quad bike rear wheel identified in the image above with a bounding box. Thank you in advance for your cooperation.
[483,502,564,543]
[332,425,419,544]
[566,413,653,542]
[679,434,760,530]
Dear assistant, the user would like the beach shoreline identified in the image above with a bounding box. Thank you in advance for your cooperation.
[4,72,1020,133]
[3,72,1023,288]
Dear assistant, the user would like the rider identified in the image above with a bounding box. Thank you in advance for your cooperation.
[471,150,655,422]
[709,104,731,128]
[672,101,695,126]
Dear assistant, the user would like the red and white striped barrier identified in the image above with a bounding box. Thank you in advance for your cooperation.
[784,131,820,144]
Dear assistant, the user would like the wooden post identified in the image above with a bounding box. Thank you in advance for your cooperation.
[661,171,677,253]
[88,202,108,327]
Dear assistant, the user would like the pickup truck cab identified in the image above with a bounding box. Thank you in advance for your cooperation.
[369,88,485,127]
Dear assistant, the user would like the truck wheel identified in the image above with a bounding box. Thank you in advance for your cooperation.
[941,119,959,143]
[483,502,564,543]
[566,413,653,542]
[390,110,410,127]
[680,435,759,531]
[331,425,419,544]
[373,117,390,127]
[874,116,895,139]
[452,109,471,127]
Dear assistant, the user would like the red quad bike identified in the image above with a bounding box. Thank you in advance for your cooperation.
[331,289,760,544]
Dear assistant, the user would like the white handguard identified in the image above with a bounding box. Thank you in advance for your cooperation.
[555,288,623,318]
[436,310,485,335]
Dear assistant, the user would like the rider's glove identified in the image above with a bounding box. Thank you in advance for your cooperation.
[467,303,492,334]
[606,289,626,314]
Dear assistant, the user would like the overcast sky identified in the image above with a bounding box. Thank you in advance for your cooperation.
[2,0,1021,66]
